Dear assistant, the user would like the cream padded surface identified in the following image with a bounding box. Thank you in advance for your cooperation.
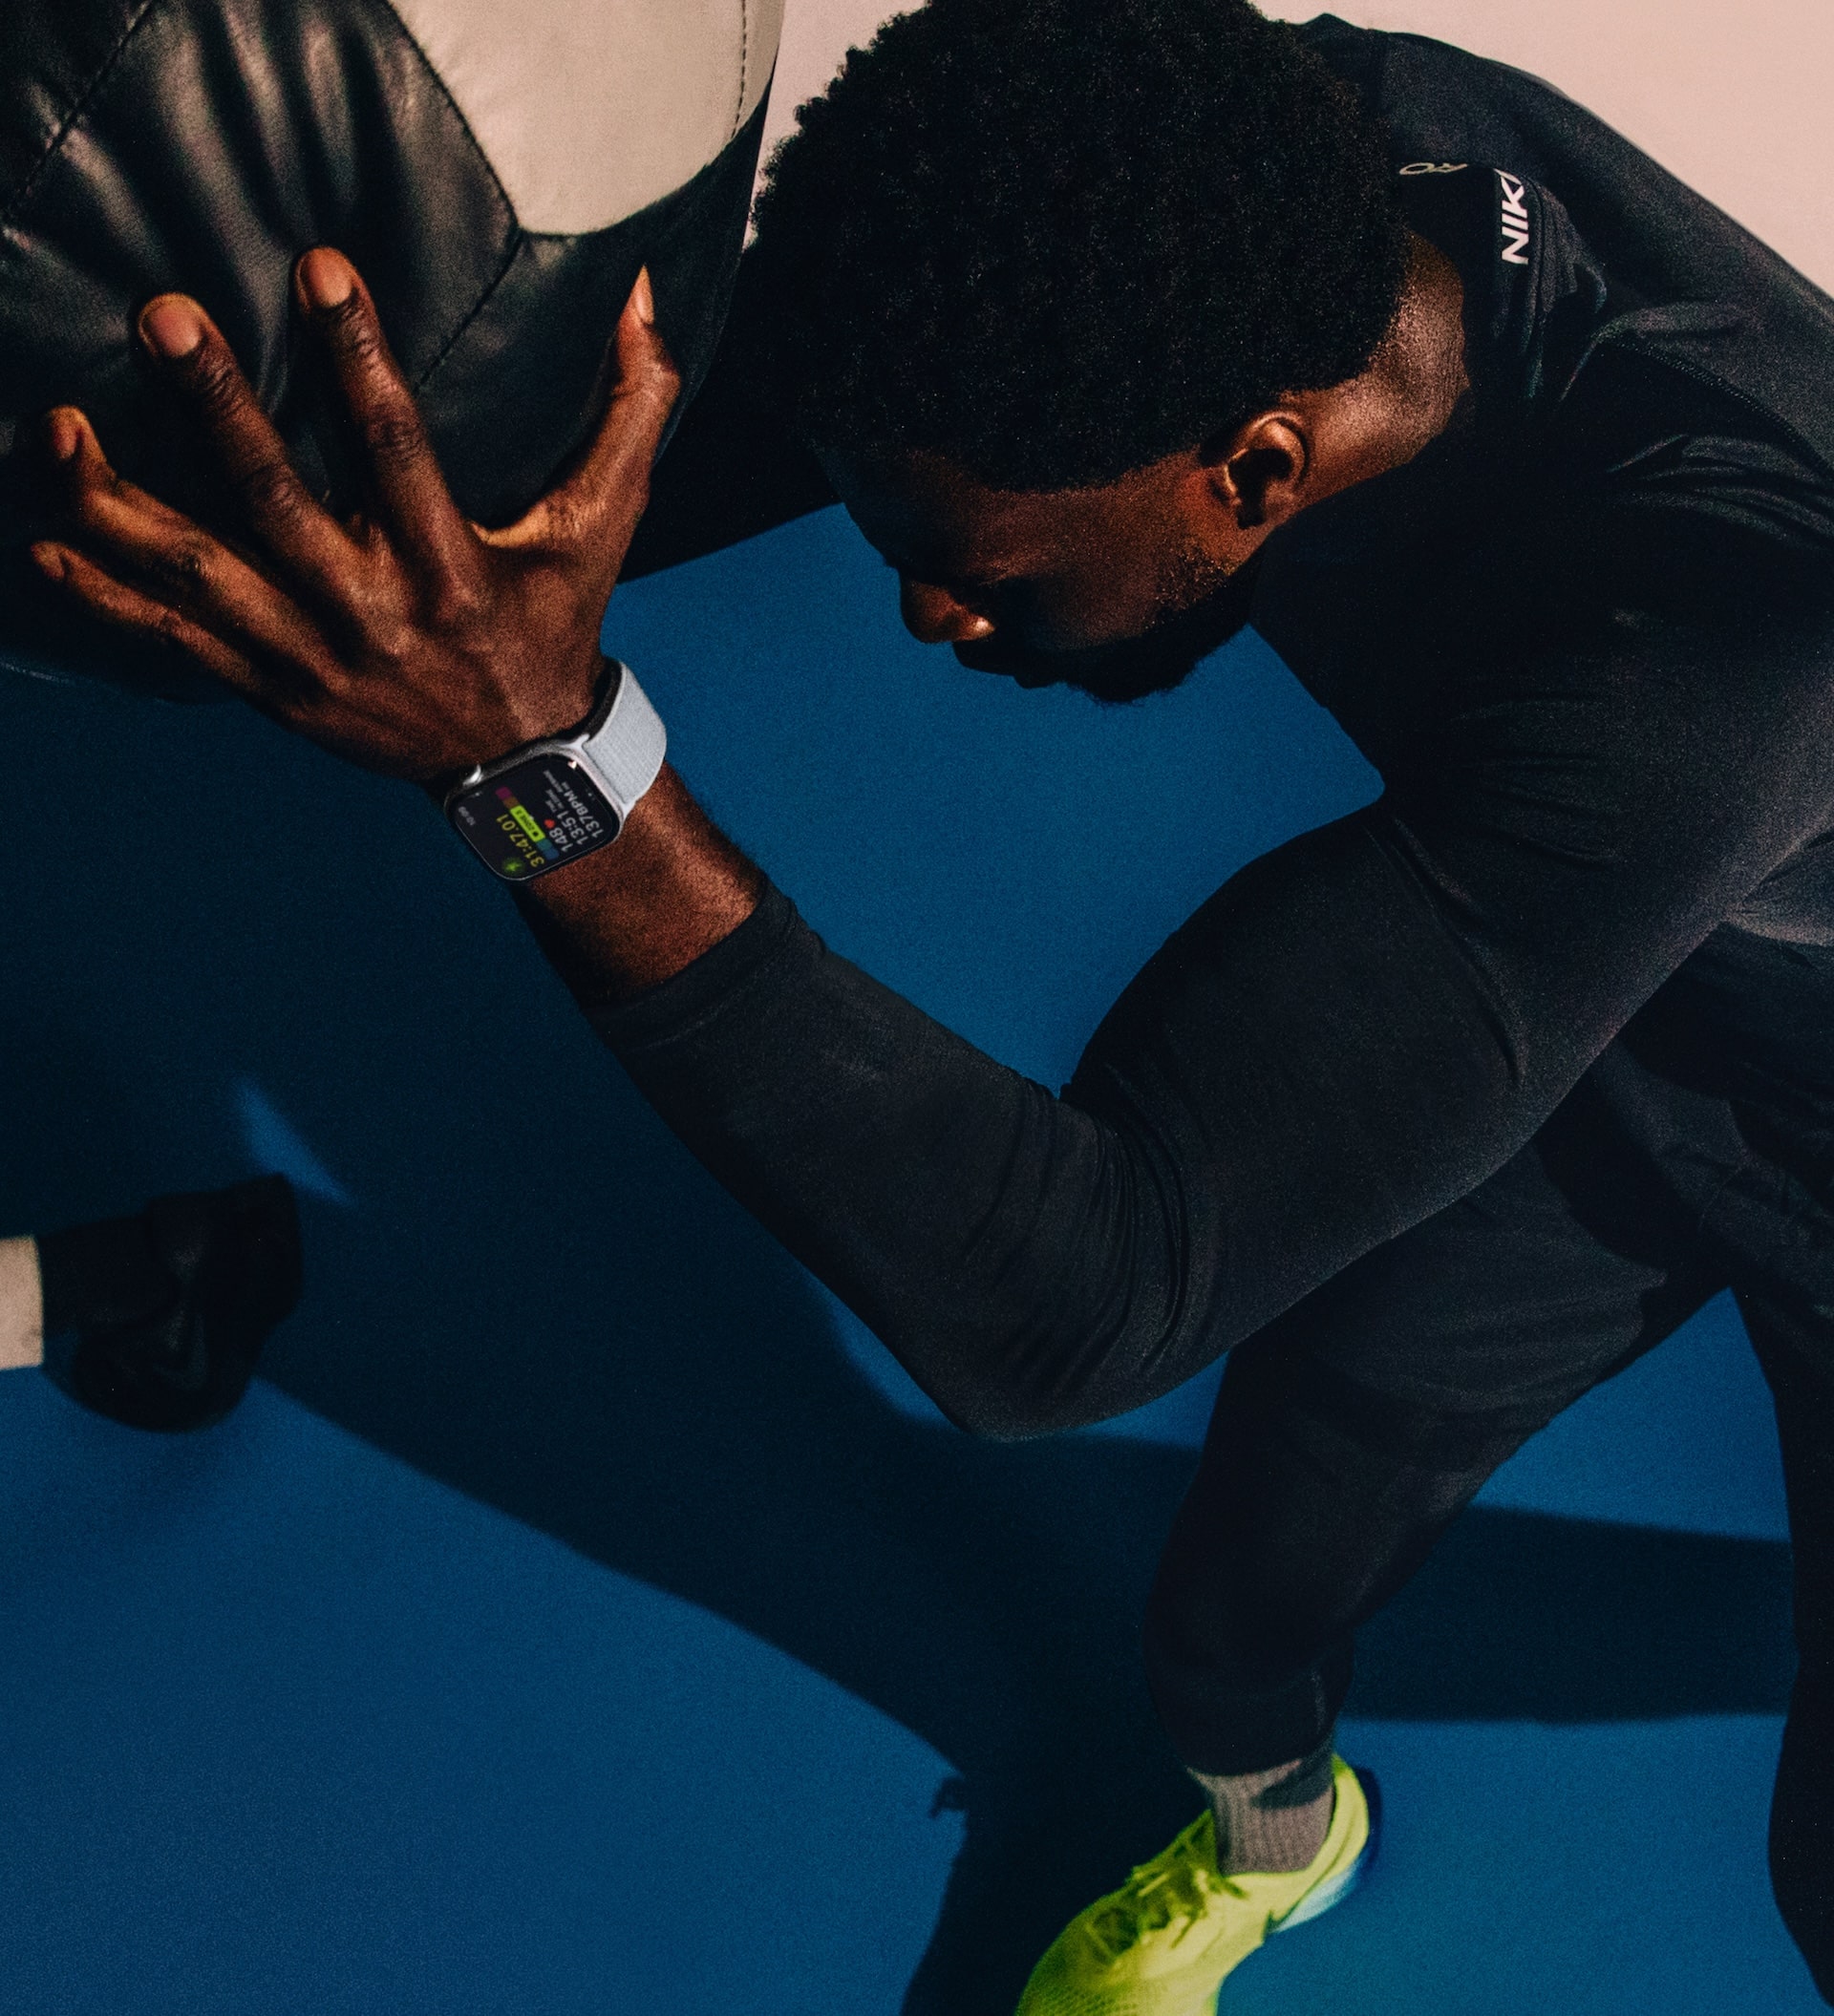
[386,0,786,234]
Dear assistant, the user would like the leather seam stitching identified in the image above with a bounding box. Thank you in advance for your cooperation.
[372,0,517,226]
[410,232,523,395]
[735,0,750,142]
[3,0,167,229]
[365,0,522,393]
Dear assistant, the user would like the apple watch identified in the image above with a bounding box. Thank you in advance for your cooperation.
[443,657,666,883]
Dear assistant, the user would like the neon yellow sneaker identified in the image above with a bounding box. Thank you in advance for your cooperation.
[1013,1754,1378,2016]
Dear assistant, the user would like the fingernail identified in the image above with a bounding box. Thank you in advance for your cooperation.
[630,267,656,328]
[141,297,204,360]
[28,541,68,583]
[300,248,354,312]
[44,410,81,461]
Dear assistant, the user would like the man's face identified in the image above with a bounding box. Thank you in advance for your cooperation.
[825,447,1260,704]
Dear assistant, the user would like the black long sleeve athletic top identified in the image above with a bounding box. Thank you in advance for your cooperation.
[586,20,1834,1439]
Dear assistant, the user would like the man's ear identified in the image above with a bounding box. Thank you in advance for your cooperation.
[1198,413,1310,532]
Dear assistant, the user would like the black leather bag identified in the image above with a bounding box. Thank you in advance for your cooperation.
[0,0,773,692]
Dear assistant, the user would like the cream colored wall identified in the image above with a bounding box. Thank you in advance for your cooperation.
[761,1,1834,288]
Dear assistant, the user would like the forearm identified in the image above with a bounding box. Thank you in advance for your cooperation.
[512,789,1498,1443]
[523,764,766,1001]
[526,843,1198,1437]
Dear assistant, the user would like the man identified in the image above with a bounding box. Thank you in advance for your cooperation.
[28,0,1834,2006]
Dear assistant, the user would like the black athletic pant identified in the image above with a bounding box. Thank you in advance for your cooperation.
[1144,1030,1834,1997]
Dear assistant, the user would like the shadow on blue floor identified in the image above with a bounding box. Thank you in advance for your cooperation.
[0,506,1810,2012]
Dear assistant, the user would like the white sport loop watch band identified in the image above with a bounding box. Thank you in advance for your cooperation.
[443,657,667,883]
[572,657,668,813]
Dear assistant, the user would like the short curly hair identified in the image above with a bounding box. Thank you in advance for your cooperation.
[745,0,1409,490]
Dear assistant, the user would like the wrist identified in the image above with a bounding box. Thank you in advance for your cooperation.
[496,648,606,753]
[528,767,764,1001]
[442,657,666,883]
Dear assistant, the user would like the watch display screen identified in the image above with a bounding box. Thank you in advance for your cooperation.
[448,753,622,882]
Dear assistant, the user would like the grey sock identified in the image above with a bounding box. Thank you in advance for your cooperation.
[1191,1738,1336,1876]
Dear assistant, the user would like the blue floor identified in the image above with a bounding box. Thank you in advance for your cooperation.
[0,504,1817,2011]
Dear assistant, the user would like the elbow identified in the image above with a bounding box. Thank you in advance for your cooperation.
[917,1349,1125,1444]
[871,1163,1196,1442]
[939,1391,1076,1443]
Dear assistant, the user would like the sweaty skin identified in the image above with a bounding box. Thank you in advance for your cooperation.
[29,235,1466,996]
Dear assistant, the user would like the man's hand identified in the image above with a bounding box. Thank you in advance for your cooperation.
[31,247,679,782]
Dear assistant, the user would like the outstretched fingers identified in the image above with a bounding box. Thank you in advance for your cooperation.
[497,267,681,584]
[295,248,474,575]
[37,407,334,703]
[136,294,348,589]
[31,540,267,701]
